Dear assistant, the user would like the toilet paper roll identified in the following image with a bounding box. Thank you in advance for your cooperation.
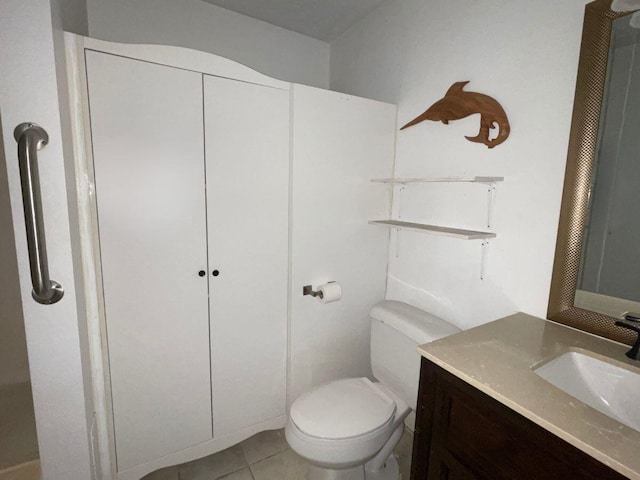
[318,282,342,304]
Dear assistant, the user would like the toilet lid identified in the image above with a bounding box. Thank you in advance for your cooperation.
[290,378,396,439]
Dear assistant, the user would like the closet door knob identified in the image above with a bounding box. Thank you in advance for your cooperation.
[212,270,220,277]
[198,270,206,277]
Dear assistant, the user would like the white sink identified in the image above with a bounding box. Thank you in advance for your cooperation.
[533,351,640,432]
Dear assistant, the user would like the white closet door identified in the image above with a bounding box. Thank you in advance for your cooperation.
[204,75,289,437]
[86,51,212,471]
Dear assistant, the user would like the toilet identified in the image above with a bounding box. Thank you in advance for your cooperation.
[285,300,461,480]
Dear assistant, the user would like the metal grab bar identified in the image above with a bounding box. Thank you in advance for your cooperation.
[14,123,64,305]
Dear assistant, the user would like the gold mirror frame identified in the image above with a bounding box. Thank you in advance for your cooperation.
[548,0,638,345]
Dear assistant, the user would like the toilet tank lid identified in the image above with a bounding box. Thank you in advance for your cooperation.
[370,300,461,344]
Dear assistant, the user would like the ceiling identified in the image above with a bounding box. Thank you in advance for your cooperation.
[200,0,388,42]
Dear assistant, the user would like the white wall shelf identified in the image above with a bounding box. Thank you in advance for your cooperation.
[369,220,496,240]
[371,176,504,184]
[372,175,504,228]
[370,175,504,279]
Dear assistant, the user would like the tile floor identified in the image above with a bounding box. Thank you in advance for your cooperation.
[143,428,414,480]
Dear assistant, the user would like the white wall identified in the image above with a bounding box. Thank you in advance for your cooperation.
[86,0,330,88]
[0,0,87,391]
[331,0,589,328]
[59,0,87,35]
[0,124,30,387]
[0,0,95,477]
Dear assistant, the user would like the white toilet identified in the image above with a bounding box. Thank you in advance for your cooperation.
[285,300,461,480]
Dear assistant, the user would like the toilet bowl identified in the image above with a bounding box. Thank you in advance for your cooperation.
[286,378,409,470]
[286,301,461,480]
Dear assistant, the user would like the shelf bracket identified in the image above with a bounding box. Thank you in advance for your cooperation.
[481,182,497,228]
[396,185,406,220]
[480,240,490,280]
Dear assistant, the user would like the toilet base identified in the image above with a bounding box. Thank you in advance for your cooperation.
[306,455,400,480]
[307,464,364,480]
[365,455,400,480]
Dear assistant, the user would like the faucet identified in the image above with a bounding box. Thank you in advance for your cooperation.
[615,321,640,360]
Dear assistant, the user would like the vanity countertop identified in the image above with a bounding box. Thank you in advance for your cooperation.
[417,313,640,480]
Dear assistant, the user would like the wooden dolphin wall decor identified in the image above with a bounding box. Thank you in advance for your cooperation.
[400,81,510,148]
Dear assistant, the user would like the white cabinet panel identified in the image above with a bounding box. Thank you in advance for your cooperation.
[289,85,395,404]
[86,51,212,471]
[203,75,289,437]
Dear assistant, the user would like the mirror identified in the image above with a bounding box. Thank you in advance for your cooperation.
[578,11,640,314]
[548,0,640,345]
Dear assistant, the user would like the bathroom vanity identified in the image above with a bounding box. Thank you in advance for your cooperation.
[412,314,640,480]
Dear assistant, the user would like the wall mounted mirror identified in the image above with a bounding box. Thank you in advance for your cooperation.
[548,0,640,345]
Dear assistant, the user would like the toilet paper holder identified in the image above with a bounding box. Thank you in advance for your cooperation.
[303,281,336,299]
[303,284,323,298]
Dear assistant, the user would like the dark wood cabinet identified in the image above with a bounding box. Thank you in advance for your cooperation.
[411,358,628,480]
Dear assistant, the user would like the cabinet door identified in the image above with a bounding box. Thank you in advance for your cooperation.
[289,86,395,403]
[203,75,289,436]
[426,448,480,480]
[86,51,212,471]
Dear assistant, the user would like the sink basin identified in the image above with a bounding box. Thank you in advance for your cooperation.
[533,351,640,432]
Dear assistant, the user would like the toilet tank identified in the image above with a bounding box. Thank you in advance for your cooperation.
[370,301,461,409]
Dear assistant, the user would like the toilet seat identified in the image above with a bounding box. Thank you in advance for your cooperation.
[290,377,396,440]
[286,378,404,470]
